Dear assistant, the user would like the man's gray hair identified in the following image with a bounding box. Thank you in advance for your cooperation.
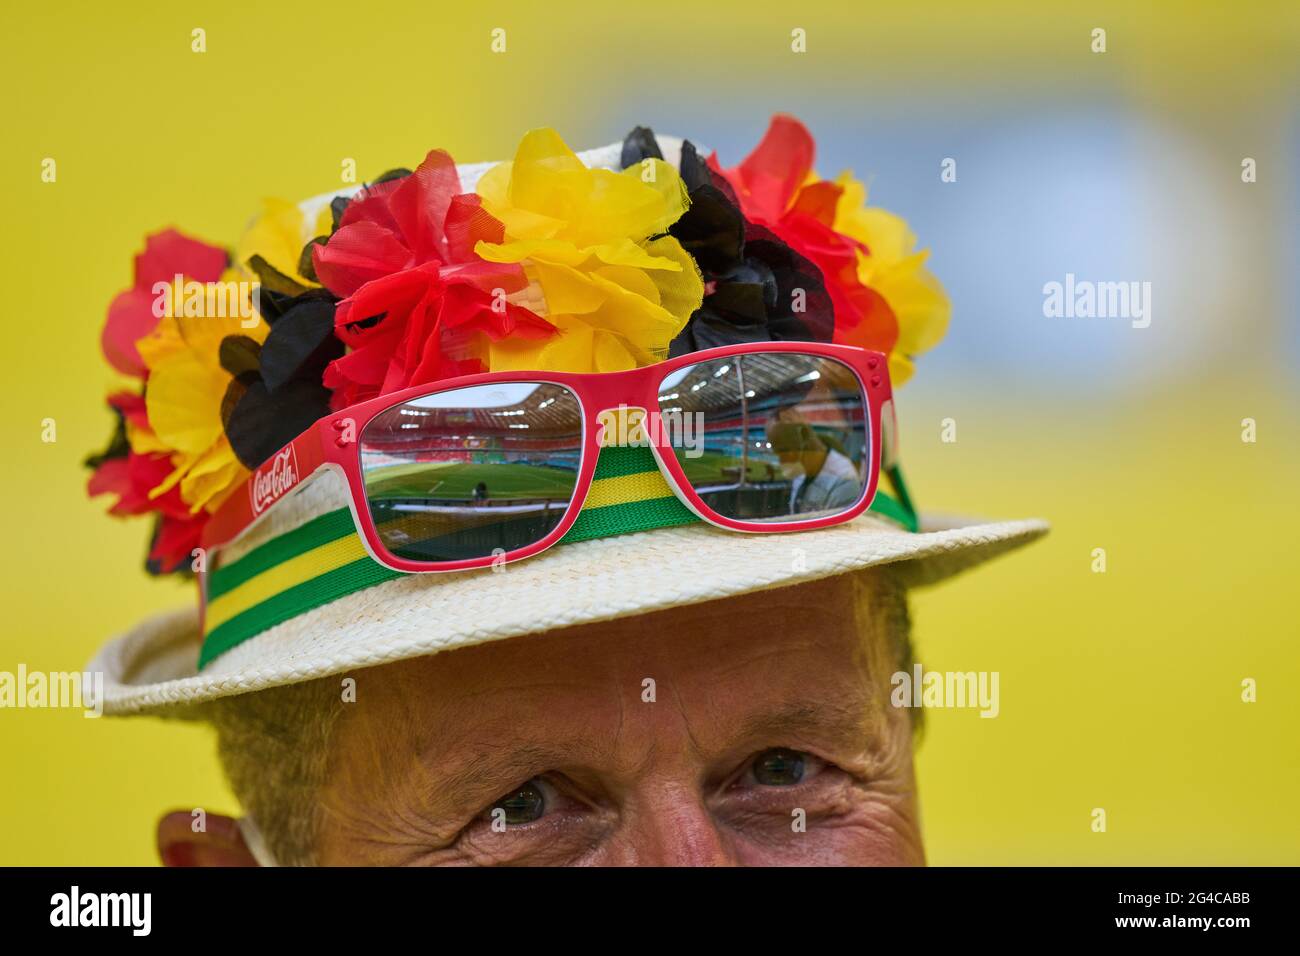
[206,678,345,866]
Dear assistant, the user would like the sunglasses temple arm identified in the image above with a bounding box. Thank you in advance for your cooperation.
[200,421,330,553]
[886,463,919,531]
[863,388,918,532]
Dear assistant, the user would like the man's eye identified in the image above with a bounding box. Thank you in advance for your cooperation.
[751,748,808,786]
[487,778,547,825]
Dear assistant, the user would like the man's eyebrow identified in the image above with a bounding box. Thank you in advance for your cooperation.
[732,698,873,751]
[415,741,577,814]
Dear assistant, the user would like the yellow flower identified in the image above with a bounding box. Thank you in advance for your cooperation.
[132,270,268,513]
[236,198,332,288]
[474,128,703,373]
[832,174,951,386]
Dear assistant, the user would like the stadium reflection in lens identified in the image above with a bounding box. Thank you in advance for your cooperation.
[656,353,868,522]
[359,383,583,562]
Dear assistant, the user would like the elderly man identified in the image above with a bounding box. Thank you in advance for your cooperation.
[85,117,1046,867]
[157,572,918,866]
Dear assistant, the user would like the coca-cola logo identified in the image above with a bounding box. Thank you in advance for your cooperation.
[250,446,299,516]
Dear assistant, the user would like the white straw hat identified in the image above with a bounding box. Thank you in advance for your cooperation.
[86,134,1049,716]
[90,465,1045,715]
[93,523,1046,716]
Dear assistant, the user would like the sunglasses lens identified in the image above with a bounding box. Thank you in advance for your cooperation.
[657,353,869,523]
[359,383,582,563]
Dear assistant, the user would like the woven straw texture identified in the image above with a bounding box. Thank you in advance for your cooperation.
[90,511,1047,715]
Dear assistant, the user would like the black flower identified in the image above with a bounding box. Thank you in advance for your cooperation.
[218,174,414,470]
[221,288,344,469]
[621,127,834,357]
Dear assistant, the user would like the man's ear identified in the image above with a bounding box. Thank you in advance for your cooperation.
[157,810,260,867]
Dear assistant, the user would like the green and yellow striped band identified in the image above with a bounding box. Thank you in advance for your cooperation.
[199,446,916,669]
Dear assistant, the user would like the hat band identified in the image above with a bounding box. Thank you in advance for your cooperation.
[198,446,915,669]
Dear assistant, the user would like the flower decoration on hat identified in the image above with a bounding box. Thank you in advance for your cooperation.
[220,287,343,470]
[85,390,208,573]
[710,114,949,386]
[619,127,834,358]
[101,229,229,377]
[222,198,347,468]
[85,116,947,575]
[134,288,267,513]
[89,241,269,571]
[473,128,704,373]
[311,150,556,409]
[827,175,951,385]
[237,197,333,292]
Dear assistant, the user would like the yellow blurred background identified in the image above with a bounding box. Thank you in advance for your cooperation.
[1,0,1296,864]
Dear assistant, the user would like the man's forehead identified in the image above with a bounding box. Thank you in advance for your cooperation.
[373,576,879,726]
[334,577,891,804]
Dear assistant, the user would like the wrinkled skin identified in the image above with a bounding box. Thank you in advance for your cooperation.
[160,573,924,866]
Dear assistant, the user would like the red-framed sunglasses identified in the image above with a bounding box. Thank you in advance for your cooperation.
[203,342,901,573]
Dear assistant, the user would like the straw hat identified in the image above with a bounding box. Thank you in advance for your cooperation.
[85,131,1048,716]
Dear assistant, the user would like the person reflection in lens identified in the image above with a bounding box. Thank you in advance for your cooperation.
[765,410,862,516]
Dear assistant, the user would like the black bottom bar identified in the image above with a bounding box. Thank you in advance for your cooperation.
[0,866,1289,942]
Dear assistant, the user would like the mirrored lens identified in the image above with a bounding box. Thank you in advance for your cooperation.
[360,383,582,562]
[657,353,869,522]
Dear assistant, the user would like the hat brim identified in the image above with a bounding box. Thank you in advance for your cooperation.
[89,513,1047,716]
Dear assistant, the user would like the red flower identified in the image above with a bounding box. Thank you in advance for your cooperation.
[313,150,554,408]
[87,392,205,570]
[710,116,898,355]
[101,230,229,377]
